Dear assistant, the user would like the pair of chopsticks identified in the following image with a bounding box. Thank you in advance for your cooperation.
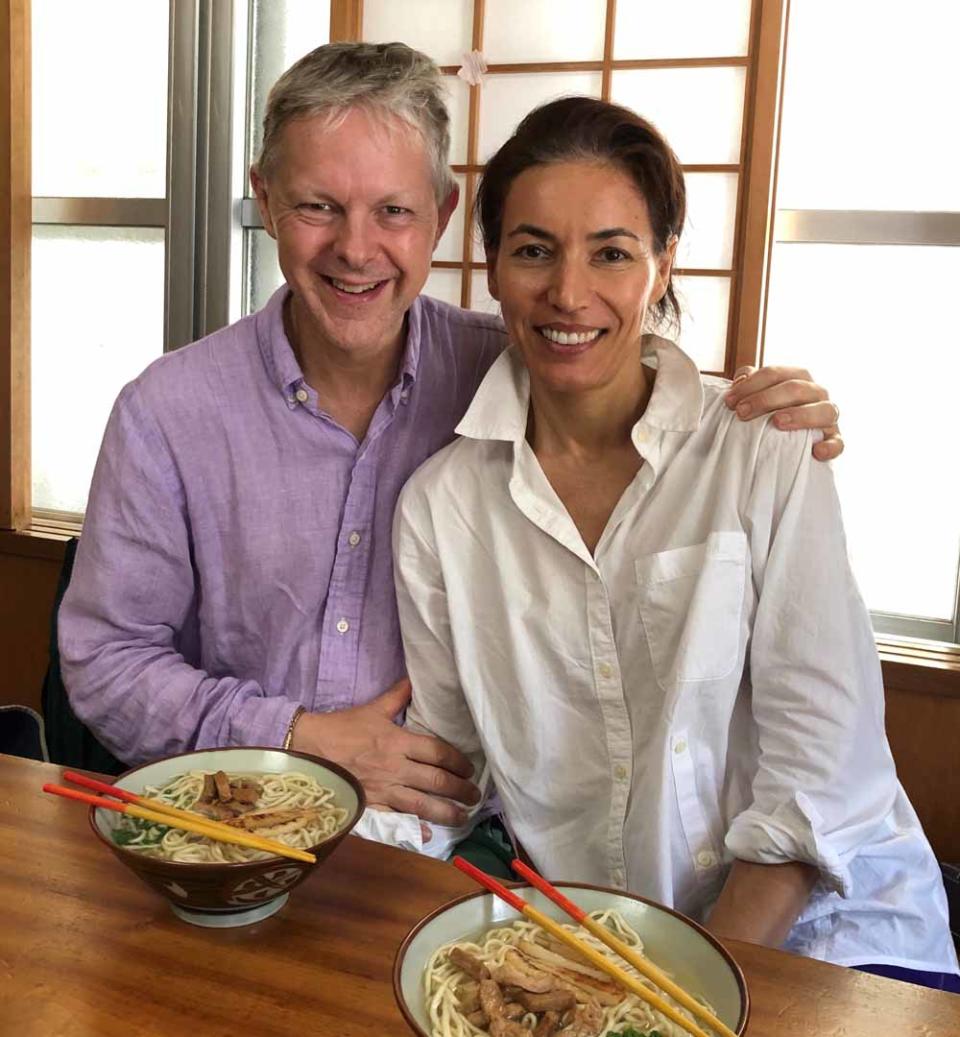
[453,856,736,1037]
[43,770,316,865]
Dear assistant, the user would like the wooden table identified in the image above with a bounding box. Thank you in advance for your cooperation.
[3,755,958,1036]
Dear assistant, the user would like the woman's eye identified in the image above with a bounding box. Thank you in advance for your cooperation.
[598,246,630,262]
[514,244,549,259]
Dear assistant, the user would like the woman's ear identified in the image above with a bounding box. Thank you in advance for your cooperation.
[486,251,500,301]
[652,234,678,304]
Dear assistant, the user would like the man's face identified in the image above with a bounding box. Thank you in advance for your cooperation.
[251,108,458,360]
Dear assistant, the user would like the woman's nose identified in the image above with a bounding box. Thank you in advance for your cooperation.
[546,259,590,312]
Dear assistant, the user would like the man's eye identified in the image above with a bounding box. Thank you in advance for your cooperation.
[299,202,331,212]
[383,205,410,216]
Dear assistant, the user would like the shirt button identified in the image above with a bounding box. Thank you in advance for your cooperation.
[613,764,627,781]
[674,739,687,754]
[400,389,409,403]
[295,388,309,403]
[696,850,717,869]
[336,618,350,634]
[598,662,612,679]
[348,531,361,547]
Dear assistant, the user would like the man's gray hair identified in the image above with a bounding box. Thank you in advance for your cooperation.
[255,41,455,202]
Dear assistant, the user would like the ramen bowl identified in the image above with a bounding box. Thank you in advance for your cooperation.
[89,746,365,928]
[394,881,749,1035]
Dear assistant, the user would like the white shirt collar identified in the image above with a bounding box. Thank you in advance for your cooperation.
[455,334,705,444]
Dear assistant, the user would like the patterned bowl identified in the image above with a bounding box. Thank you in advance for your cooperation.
[393,882,749,1035]
[88,746,365,928]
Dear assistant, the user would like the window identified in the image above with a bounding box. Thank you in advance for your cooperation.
[763,0,960,646]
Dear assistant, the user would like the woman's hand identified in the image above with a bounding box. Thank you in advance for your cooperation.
[707,859,819,947]
[724,365,843,461]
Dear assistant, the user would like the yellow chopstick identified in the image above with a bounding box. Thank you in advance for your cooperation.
[453,857,715,1037]
[513,859,737,1037]
[49,779,316,864]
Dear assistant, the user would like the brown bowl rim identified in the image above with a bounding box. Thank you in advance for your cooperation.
[87,744,366,871]
[391,879,751,1036]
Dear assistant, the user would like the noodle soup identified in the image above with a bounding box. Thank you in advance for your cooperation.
[393,885,748,1037]
[425,910,713,1037]
[111,768,350,863]
[89,747,365,927]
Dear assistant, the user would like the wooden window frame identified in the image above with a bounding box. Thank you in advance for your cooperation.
[2,0,957,691]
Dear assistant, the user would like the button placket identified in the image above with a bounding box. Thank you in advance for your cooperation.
[670,731,721,880]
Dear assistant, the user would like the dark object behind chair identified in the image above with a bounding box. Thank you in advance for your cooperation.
[0,704,48,760]
[41,538,126,775]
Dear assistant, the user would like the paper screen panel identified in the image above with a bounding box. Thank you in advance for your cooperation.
[424,269,465,308]
[679,173,738,270]
[483,0,606,63]
[363,0,473,67]
[32,0,169,197]
[250,0,331,168]
[32,227,166,513]
[673,275,730,371]
[433,175,468,263]
[470,271,502,318]
[764,242,960,620]
[614,0,751,60]
[478,72,603,161]
[776,0,960,210]
[611,67,746,165]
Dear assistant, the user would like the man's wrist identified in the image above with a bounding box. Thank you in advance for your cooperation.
[282,705,306,750]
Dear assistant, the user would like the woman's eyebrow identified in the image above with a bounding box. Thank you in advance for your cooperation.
[589,227,640,242]
[507,223,555,240]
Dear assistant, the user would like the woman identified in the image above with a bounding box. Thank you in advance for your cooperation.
[392,97,958,983]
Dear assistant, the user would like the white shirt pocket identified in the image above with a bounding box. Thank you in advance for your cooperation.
[635,530,747,688]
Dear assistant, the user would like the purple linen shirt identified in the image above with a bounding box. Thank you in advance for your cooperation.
[59,287,506,764]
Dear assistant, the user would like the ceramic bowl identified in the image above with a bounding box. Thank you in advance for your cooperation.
[394,881,749,1035]
[89,746,364,928]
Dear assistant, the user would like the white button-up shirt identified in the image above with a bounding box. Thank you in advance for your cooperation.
[393,337,957,973]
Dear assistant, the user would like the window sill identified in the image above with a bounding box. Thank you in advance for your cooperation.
[0,524,75,560]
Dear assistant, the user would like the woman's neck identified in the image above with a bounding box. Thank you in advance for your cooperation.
[527,362,653,460]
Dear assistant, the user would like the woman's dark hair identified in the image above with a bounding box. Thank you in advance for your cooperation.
[476,96,686,330]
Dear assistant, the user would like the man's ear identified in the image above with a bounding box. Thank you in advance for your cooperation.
[434,182,460,247]
[250,165,277,239]
[486,250,500,301]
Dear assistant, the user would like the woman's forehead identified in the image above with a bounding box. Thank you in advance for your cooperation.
[504,161,651,233]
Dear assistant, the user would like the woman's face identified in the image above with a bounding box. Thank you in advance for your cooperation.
[488,160,675,398]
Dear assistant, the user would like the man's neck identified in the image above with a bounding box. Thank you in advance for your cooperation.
[284,296,406,441]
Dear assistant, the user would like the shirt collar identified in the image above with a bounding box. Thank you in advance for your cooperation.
[456,334,704,442]
[256,285,423,407]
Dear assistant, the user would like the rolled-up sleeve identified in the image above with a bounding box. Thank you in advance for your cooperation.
[724,426,898,896]
[59,383,299,764]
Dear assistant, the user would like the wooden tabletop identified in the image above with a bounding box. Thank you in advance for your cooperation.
[3,755,958,1036]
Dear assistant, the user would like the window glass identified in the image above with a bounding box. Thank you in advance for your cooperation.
[483,0,606,63]
[611,67,746,165]
[777,1,960,211]
[363,0,473,67]
[31,227,166,513]
[250,0,331,169]
[32,0,169,197]
[246,229,284,316]
[614,0,751,60]
[478,72,603,161]
[764,243,960,621]
[673,275,730,372]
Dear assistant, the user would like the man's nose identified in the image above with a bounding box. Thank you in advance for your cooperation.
[546,258,590,313]
[335,213,377,270]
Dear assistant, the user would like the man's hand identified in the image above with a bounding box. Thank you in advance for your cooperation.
[289,678,480,825]
[723,365,843,461]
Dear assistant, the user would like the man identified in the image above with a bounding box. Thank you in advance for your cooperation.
[59,42,843,827]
